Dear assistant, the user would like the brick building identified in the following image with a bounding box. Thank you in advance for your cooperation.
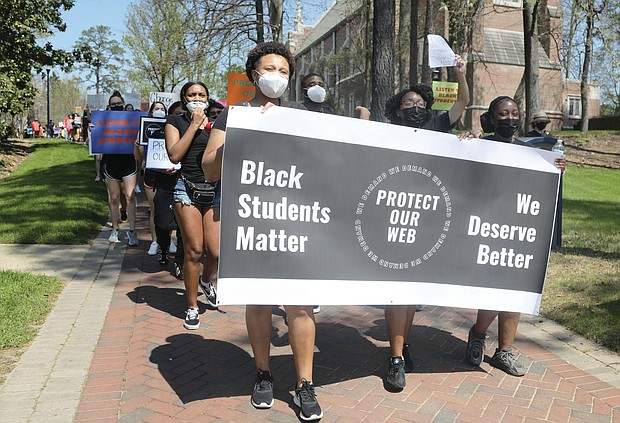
[287,0,600,131]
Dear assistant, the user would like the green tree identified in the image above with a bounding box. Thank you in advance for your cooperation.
[124,0,257,94]
[0,0,74,136]
[73,26,125,94]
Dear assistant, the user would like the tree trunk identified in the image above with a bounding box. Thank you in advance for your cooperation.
[255,0,264,44]
[523,0,541,134]
[398,0,411,90]
[409,0,419,85]
[563,0,579,79]
[269,0,283,42]
[580,0,594,136]
[370,0,395,122]
[421,0,434,84]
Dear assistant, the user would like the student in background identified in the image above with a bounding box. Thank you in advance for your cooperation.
[102,90,139,246]
[165,82,219,330]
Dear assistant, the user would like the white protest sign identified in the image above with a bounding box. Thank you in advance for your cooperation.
[428,34,457,68]
[145,138,180,170]
[149,92,180,110]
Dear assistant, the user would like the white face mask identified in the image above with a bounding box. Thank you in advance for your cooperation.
[306,85,326,103]
[256,71,289,98]
[152,109,166,118]
[186,101,207,114]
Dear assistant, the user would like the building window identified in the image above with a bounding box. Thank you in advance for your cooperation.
[568,97,581,118]
[493,0,523,7]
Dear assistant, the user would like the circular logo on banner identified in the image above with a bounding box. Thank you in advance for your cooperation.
[354,164,452,269]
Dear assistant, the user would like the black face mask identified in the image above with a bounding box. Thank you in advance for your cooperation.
[535,122,547,131]
[110,105,124,111]
[401,106,427,128]
[495,119,520,138]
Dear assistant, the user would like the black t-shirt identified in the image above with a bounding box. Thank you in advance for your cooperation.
[422,112,454,133]
[166,114,210,182]
[212,100,307,132]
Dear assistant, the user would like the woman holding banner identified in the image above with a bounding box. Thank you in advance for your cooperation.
[103,91,139,246]
[201,42,322,422]
[381,54,470,392]
[165,81,219,331]
[465,96,565,377]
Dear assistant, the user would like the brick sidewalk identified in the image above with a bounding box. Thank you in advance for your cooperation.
[73,204,620,422]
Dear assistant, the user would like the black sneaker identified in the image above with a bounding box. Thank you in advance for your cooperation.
[293,379,323,421]
[173,262,184,280]
[466,325,486,366]
[199,276,217,308]
[120,208,128,222]
[490,348,526,376]
[183,307,199,330]
[385,356,406,391]
[402,344,414,373]
[157,250,169,267]
[251,370,274,409]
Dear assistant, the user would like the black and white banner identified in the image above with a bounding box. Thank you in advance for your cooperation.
[217,107,562,314]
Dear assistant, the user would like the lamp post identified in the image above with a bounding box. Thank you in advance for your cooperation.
[45,67,51,138]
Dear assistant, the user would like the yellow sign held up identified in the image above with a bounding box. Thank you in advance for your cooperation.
[432,81,458,111]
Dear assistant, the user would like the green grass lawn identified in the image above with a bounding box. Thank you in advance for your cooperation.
[0,139,109,244]
[541,166,620,352]
[0,270,64,349]
[0,139,109,380]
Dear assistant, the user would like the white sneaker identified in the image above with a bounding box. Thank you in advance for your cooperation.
[147,241,158,255]
[127,230,139,246]
[108,229,119,243]
[169,240,177,254]
[135,185,142,193]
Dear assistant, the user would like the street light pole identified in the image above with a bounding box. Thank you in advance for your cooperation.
[45,67,51,138]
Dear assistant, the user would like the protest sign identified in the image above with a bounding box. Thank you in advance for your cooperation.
[428,34,457,68]
[217,107,562,314]
[145,138,180,170]
[149,92,180,110]
[86,94,108,110]
[89,110,147,155]
[227,72,255,105]
[138,116,165,146]
[432,81,459,111]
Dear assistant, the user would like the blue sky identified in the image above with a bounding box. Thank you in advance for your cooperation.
[49,0,332,52]
[50,0,128,51]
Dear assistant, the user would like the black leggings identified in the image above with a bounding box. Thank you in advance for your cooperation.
[154,187,183,265]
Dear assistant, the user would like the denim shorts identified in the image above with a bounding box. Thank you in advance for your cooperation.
[173,178,221,209]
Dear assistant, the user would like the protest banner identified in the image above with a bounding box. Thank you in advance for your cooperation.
[86,94,108,110]
[149,92,180,110]
[227,72,255,105]
[138,116,165,146]
[216,107,562,314]
[89,110,147,155]
[432,81,459,111]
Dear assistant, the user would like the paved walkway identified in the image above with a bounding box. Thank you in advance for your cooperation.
[0,197,619,422]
